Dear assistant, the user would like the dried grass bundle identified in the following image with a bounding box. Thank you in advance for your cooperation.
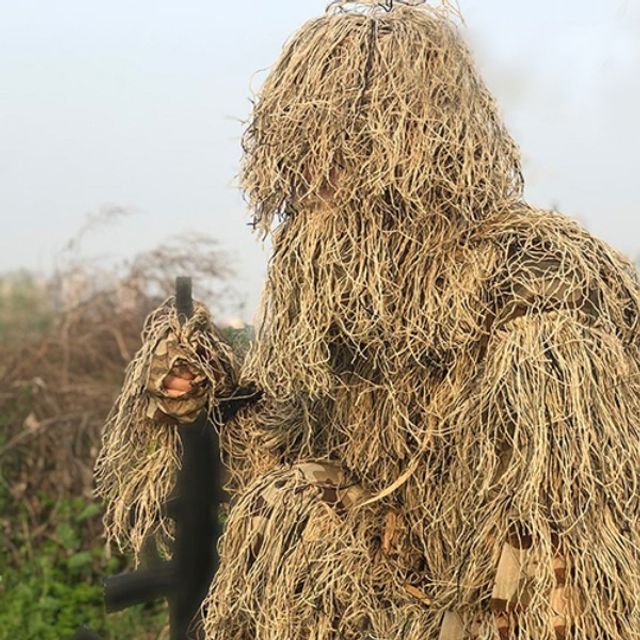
[94,299,238,559]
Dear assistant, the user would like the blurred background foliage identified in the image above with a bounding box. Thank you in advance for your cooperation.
[0,221,248,638]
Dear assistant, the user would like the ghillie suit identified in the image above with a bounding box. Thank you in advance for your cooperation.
[97,1,640,639]
[204,1,640,638]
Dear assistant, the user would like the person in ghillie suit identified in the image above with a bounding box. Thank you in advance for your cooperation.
[95,1,640,637]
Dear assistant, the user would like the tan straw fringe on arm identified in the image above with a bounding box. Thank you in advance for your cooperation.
[94,298,239,561]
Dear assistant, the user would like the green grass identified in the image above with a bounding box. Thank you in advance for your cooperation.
[0,492,167,640]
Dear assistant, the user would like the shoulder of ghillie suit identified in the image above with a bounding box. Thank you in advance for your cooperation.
[479,203,640,345]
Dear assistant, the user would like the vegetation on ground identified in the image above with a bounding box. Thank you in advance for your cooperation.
[0,223,244,638]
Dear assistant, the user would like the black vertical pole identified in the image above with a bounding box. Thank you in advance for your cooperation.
[170,277,219,639]
[88,278,260,640]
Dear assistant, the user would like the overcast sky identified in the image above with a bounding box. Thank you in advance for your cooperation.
[1,0,639,321]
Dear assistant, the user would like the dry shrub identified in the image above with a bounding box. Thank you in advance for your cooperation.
[0,232,233,555]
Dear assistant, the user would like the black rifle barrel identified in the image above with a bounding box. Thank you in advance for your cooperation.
[175,277,194,327]
[105,563,174,613]
[170,276,219,639]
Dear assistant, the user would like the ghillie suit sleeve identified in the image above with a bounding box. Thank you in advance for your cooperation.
[423,210,640,638]
[94,299,238,559]
[218,393,312,492]
[469,312,639,638]
[202,461,449,640]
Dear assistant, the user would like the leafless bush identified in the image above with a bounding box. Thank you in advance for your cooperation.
[0,230,234,551]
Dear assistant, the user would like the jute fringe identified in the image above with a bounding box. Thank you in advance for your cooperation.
[94,298,238,560]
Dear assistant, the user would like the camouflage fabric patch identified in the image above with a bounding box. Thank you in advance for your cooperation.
[242,462,366,569]
[145,332,209,423]
[489,525,569,639]
[438,611,463,640]
[430,524,570,639]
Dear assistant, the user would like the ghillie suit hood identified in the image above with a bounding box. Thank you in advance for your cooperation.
[241,0,522,401]
[244,0,522,237]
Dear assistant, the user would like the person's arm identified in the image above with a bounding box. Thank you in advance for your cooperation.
[461,305,639,638]
[94,299,239,560]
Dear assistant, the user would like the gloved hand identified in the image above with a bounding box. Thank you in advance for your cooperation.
[145,331,211,424]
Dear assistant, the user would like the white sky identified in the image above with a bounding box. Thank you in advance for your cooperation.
[1,0,639,321]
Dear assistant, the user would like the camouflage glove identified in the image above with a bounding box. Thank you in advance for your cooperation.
[145,331,210,424]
